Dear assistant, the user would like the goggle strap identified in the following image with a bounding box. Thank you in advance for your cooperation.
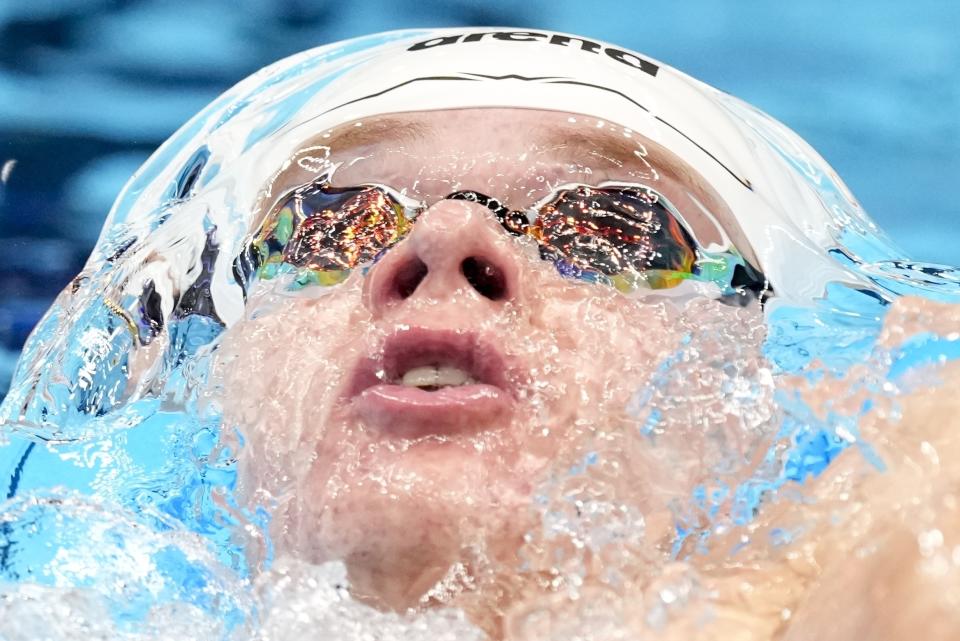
[730,262,773,306]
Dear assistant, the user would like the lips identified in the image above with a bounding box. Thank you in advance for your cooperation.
[347,327,514,439]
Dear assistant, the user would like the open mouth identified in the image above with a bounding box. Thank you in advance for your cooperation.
[347,327,514,439]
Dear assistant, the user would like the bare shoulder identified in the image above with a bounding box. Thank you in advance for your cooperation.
[781,296,960,641]
[675,296,960,641]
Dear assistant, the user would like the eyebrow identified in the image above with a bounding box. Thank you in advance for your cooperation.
[534,126,708,192]
[541,127,652,161]
[317,118,432,150]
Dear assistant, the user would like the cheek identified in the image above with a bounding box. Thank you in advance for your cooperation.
[212,284,370,486]
[515,274,680,466]
[530,284,674,389]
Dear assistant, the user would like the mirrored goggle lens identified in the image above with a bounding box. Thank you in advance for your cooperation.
[529,185,697,284]
[245,180,753,296]
[251,182,412,282]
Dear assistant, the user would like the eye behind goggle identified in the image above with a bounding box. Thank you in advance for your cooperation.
[259,181,413,273]
[530,185,698,281]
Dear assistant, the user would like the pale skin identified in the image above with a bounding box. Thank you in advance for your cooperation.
[210,108,960,639]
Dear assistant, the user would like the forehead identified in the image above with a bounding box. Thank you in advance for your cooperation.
[261,108,756,263]
[302,109,694,178]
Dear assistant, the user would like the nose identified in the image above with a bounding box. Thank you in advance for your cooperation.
[363,199,523,316]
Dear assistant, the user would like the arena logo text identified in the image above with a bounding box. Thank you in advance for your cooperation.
[407,31,660,78]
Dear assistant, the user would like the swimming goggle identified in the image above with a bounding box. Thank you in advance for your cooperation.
[234,177,769,301]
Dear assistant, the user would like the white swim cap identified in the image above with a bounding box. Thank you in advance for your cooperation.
[1,28,900,427]
[100,28,888,313]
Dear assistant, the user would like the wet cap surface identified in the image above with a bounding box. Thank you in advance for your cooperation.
[99,27,867,316]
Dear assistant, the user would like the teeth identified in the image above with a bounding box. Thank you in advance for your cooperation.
[401,365,476,388]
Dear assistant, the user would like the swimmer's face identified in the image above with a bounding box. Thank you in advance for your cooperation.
[213,108,758,608]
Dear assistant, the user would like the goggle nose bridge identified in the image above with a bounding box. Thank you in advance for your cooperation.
[443,190,529,234]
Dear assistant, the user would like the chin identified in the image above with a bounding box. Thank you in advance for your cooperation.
[304,429,536,539]
[294,458,535,611]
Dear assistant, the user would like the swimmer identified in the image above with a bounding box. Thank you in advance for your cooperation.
[4,28,960,641]
[215,107,766,618]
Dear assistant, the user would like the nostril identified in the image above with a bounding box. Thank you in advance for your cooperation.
[392,256,429,300]
[461,256,507,300]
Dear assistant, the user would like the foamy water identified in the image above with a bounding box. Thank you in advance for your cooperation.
[4,292,960,639]
[3,289,959,640]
